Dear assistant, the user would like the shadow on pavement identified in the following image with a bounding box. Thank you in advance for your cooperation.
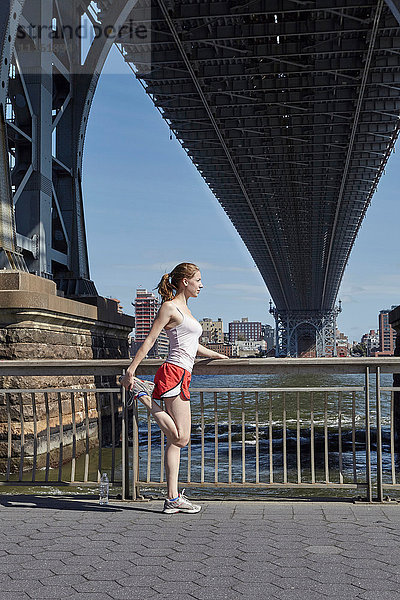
[0,494,163,514]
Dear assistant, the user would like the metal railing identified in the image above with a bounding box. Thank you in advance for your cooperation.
[0,360,127,492]
[1,387,122,487]
[376,365,400,501]
[133,387,365,490]
[0,358,399,502]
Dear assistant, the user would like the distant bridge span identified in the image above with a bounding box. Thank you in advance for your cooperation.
[1,1,400,356]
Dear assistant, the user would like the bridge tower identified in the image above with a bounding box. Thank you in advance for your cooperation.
[0,1,136,364]
[0,0,143,293]
[0,1,141,473]
[269,301,342,358]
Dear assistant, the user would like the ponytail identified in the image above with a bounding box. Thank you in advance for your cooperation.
[157,273,175,302]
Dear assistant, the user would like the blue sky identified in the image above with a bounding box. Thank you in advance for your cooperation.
[82,46,399,343]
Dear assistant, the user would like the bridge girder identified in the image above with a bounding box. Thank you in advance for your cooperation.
[118,0,400,355]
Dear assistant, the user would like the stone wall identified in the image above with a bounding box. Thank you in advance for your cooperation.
[0,271,134,476]
[1,389,102,473]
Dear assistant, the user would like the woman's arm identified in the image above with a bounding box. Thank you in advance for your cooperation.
[121,303,174,390]
[196,343,227,359]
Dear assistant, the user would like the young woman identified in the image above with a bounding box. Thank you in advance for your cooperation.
[120,262,226,514]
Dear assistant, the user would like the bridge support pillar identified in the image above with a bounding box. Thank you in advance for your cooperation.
[1,0,139,293]
[389,305,400,447]
[270,306,341,358]
[0,270,134,473]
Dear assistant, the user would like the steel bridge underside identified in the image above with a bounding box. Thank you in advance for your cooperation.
[118,0,400,316]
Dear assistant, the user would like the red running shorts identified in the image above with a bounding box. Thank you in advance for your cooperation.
[152,362,192,401]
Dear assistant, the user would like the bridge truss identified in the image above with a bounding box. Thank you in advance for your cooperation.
[1,1,400,354]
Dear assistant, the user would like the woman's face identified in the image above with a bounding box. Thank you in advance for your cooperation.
[184,270,203,298]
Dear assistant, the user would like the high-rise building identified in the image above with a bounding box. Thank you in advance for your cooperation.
[262,324,275,352]
[229,318,262,343]
[199,318,224,344]
[133,289,169,358]
[376,308,397,356]
[134,289,158,343]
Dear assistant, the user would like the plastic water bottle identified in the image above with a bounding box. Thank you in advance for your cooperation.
[99,473,109,505]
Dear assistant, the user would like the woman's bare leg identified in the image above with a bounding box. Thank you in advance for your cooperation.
[136,393,191,498]
[137,394,179,440]
[164,440,181,500]
[163,395,191,499]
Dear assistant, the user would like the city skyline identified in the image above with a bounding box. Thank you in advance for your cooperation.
[130,285,393,351]
[83,46,399,343]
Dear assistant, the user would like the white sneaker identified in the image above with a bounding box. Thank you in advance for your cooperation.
[120,376,155,407]
[163,490,201,514]
[132,377,155,398]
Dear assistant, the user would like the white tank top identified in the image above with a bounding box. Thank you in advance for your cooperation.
[165,306,203,373]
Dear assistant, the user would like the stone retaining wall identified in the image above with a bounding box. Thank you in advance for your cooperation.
[0,271,134,475]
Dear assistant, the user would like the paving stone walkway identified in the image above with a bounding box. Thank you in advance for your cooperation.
[0,495,399,600]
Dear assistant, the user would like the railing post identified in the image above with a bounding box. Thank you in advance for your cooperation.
[132,396,139,501]
[376,367,383,502]
[121,373,130,500]
[365,366,372,502]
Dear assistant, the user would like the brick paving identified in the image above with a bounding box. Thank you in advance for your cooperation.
[0,495,400,600]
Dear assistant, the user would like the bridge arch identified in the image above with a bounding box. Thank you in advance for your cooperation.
[287,320,322,359]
